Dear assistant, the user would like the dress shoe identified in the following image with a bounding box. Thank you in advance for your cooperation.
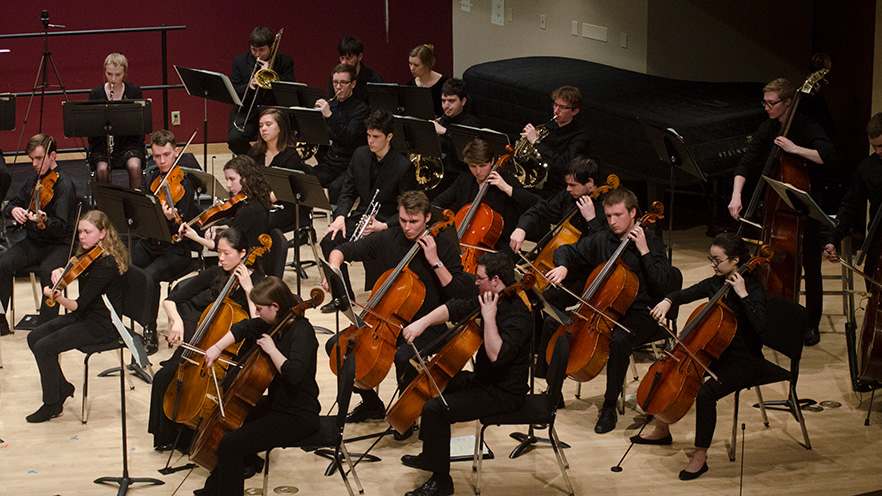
[59,382,75,403]
[405,475,454,496]
[594,406,617,434]
[26,402,63,423]
[679,462,708,480]
[629,433,673,445]
[154,443,175,452]
[804,327,820,347]
[143,328,159,355]
[0,319,11,336]
[394,424,418,441]
[321,302,337,314]
[401,453,431,471]
[345,401,385,423]
[242,454,265,479]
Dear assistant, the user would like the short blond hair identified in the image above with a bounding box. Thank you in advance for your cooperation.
[763,78,794,101]
[104,52,128,75]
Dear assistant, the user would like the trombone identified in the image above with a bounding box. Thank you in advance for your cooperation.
[233,29,284,132]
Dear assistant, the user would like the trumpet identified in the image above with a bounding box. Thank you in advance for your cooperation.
[233,29,284,132]
[350,189,381,241]
[511,116,554,188]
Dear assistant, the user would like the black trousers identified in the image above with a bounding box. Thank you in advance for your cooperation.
[694,349,765,448]
[28,314,116,404]
[319,216,361,297]
[420,371,523,475]
[0,236,68,323]
[148,319,198,448]
[227,111,258,156]
[132,240,191,331]
[313,162,347,205]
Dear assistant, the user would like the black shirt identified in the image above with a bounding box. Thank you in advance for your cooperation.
[250,146,311,173]
[445,291,532,396]
[142,166,199,251]
[534,119,591,193]
[230,51,295,110]
[87,82,145,162]
[224,199,269,249]
[516,189,605,242]
[334,146,416,223]
[328,64,384,105]
[4,169,76,245]
[322,96,370,170]
[829,153,882,247]
[337,224,475,319]
[73,254,124,334]
[167,265,264,325]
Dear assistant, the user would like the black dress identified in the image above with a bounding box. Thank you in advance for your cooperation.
[87,82,146,169]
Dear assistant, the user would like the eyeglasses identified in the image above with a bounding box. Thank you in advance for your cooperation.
[553,103,575,110]
[707,256,730,267]
[332,80,352,86]
[475,274,490,282]
[762,99,782,108]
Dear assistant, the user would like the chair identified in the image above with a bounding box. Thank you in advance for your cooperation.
[474,334,573,496]
[727,295,812,461]
[77,265,154,424]
[261,351,364,496]
[263,228,289,279]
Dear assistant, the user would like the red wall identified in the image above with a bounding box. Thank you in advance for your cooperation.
[0,1,453,155]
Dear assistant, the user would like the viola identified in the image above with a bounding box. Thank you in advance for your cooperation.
[27,170,59,230]
[455,146,513,274]
[45,245,106,307]
[189,288,324,471]
[527,174,620,292]
[386,274,535,434]
[545,202,664,382]
[329,211,456,390]
[172,192,247,243]
[635,245,773,424]
[162,234,272,428]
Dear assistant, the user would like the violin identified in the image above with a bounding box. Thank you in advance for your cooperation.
[545,202,664,382]
[386,274,535,434]
[172,192,247,243]
[45,246,106,307]
[329,211,456,389]
[162,235,272,429]
[527,174,620,292]
[190,288,324,471]
[150,129,198,227]
[455,147,513,274]
[635,245,773,424]
[27,170,59,230]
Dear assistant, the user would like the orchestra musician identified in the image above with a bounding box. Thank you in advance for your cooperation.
[133,130,200,354]
[825,112,882,279]
[26,210,128,423]
[521,85,591,195]
[432,78,481,188]
[323,191,474,438]
[542,187,674,434]
[319,108,418,310]
[634,233,766,481]
[88,52,145,189]
[147,228,263,452]
[228,26,296,156]
[399,252,531,496]
[327,36,384,105]
[406,44,448,118]
[727,78,837,346]
[0,134,77,336]
[314,63,370,203]
[178,155,272,250]
[433,137,539,259]
[193,276,320,496]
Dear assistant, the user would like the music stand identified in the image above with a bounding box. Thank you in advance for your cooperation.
[91,183,174,250]
[180,166,229,201]
[93,295,164,494]
[391,115,442,157]
[366,83,435,120]
[175,66,243,169]
[640,119,707,262]
[763,177,837,229]
[267,106,331,148]
[272,82,326,108]
[62,100,152,167]
[447,124,511,161]
[0,94,15,131]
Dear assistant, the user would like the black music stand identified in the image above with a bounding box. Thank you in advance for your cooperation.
[175,66,242,169]
[391,115,442,158]
[93,295,164,495]
[180,166,229,201]
[268,106,331,149]
[62,100,152,169]
[272,82,326,108]
[91,183,174,250]
[640,119,707,262]
[447,124,511,161]
[367,83,435,120]
[0,94,15,131]
[763,177,837,229]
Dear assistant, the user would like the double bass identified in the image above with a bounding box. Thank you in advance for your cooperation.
[546,202,664,382]
[635,245,773,424]
[329,212,456,390]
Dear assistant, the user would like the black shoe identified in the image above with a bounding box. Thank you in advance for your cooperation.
[594,406,617,434]
[242,454,265,479]
[154,443,175,452]
[144,328,159,356]
[394,424,418,441]
[59,382,75,404]
[321,302,337,314]
[346,401,385,423]
[630,433,673,445]
[0,319,11,336]
[405,475,454,496]
[401,453,431,470]
[805,327,820,347]
[679,462,708,480]
[26,402,63,423]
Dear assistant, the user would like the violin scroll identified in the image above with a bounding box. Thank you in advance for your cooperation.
[745,244,774,272]
[243,234,273,266]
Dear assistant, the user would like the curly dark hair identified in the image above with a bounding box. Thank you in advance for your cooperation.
[224,155,274,210]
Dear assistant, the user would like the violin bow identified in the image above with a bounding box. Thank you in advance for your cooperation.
[153,129,198,194]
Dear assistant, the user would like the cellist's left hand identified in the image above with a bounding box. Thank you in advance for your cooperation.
[725,271,748,298]
[418,235,440,266]
[628,225,649,255]
[486,171,513,196]
[256,333,278,354]
[233,264,254,293]
[479,290,498,323]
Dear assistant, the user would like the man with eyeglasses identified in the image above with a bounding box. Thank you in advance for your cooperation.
[727,77,837,346]
[521,85,591,196]
[314,63,370,203]
[326,36,383,105]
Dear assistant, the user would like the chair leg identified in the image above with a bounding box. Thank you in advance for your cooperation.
[630,354,638,381]
[475,425,488,495]
[262,448,273,496]
[29,273,39,309]
[549,426,574,496]
[549,422,569,469]
[82,353,92,425]
[574,380,581,399]
[729,389,741,462]
[789,384,812,450]
[472,421,481,472]
[755,386,769,427]
[339,442,363,495]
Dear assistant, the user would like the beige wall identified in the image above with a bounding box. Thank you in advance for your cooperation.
[452,0,648,77]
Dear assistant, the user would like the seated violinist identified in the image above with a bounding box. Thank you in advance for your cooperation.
[133,130,200,353]
[634,233,767,480]
[399,252,532,496]
[148,228,264,453]
[0,134,77,335]
[26,210,128,422]
[540,187,674,434]
[195,276,320,496]
[322,191,474,439]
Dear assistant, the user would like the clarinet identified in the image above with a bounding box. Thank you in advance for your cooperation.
[350,189,381,242]
[107,86,115,160]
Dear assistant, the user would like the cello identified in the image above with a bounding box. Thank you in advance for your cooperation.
[189,288,324,470]
[329,211,456,390]
[635,245,773,424]
[527,174,620,292]
[162,235,272,428]
[545,202,664,382]
[455,147,513,274]
[385,274,535,434]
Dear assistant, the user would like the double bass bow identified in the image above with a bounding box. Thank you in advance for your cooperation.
[635,245,773,424]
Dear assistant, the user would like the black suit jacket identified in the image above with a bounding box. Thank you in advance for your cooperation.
[230,51,296,111]
[333,146,416,223]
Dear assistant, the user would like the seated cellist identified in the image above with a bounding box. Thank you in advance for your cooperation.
[634,233,767,481]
